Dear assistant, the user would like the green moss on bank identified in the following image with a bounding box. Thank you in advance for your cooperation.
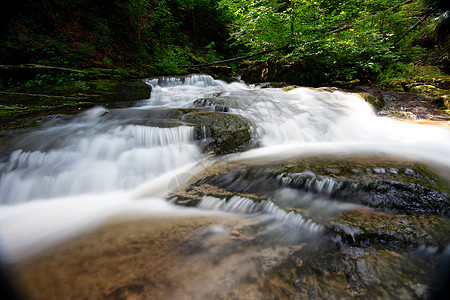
[0,65,151,129]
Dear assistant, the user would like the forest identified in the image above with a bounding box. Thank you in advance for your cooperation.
[0,0,448,82]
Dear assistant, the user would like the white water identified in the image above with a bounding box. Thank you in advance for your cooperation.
[1,74,450,262]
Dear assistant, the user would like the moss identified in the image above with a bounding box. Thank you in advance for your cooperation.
[379,79,408,92]
[86,79,151,102]
[357,92,385,110]
[330,210,450,249]
[178,155,449,216]
[332,79,361,89]
[0,74,151,130]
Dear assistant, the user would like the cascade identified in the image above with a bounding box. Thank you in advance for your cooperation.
[0,74,449,298]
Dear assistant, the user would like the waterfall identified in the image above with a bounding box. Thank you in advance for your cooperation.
[0,124,199,204]
[1,74,450,263]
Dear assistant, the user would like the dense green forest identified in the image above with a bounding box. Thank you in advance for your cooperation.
[0,0,449,83]
[0,0,234,74]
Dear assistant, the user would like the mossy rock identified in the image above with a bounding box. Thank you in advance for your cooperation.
[182,111,254,155]
[357,92,385,110]
[379,79,408,92]
[177,155,449,216]
[332,79,361,89]
[86,79,151,103]
[0,78,150,130]
[86,67,149,79]
[410,84,439,94]
[431,95,450,109]
[330,209,450,249]
[410,84,450,109]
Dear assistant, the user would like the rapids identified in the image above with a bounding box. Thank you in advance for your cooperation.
[0,75,449,297]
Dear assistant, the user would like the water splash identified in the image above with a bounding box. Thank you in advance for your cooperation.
[198,196,323,235]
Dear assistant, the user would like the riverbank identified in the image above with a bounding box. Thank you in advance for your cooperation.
[0,65,152,130]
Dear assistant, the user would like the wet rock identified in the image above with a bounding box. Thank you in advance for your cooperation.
[357,92,385,110]
[258,82,287,88]
[264,241,439,299]
[193,96,245,112]
[183,156,449,216]
[329,210,450,249]
[182,112,254,155]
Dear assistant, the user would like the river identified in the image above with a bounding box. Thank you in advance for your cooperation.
[1,75,449,299]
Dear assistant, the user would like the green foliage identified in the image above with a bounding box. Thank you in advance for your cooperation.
[378,63,444,83]
[1,0,442,81]
[0,0,234,72]
[23,72,87,88]
[220,0,436,82]
[153,45,194,74]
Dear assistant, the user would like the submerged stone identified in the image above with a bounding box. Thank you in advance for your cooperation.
[168,153,450,299]
[178,155,449,216]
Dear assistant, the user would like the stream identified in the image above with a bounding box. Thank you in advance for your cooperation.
[1,75,449,299]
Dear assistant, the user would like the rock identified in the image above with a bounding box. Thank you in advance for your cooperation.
[193,97,245,112]
[85,79,151,103]
[0,78,151,129]
[330,210,450,248]
[0,64,153,130]
[379,80,407,92]
[258,82,287,88]
[357,92,385,110]
[409,84,450,110]
[410,84,438,94]
[168,154,449,299]
[171,155,449,219]
[332,79,361,89]
[431,95,450,109]
[182,112,254,155]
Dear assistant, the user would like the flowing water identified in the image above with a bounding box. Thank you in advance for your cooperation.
[1,75,450,298]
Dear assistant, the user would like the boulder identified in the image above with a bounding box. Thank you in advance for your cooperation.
[182,112,254,155]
